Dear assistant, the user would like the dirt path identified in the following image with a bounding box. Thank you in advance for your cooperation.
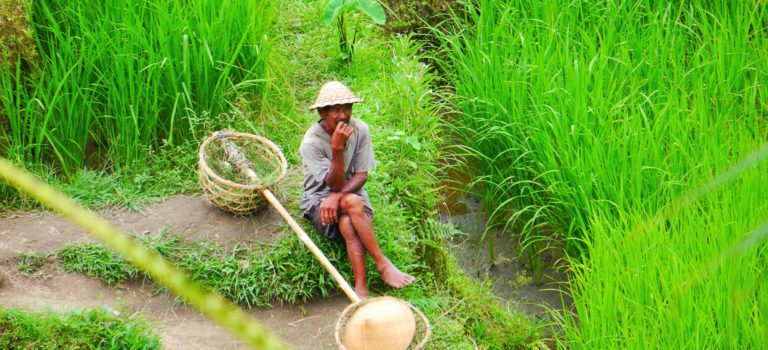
[0,195,283,256]
[0,194,348,349]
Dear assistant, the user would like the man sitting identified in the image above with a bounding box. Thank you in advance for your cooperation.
[300,81,415,298]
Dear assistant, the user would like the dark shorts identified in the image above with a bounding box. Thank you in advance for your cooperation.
[304,202,374,240]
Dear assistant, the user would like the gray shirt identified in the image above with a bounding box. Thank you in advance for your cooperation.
[300,118,376,215]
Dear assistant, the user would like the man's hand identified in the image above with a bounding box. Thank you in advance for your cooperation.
[331,122,353,151]
[319,192,344,225]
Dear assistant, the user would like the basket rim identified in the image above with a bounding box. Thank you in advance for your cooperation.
[335,296,432,350]
[198,131,288,190]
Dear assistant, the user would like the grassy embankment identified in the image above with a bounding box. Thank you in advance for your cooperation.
[434,0,768,348]
[0,308,161,349]
[2,0,542,348]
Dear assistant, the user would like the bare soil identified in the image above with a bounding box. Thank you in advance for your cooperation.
[0,193,287,256]
[0,194,348,350]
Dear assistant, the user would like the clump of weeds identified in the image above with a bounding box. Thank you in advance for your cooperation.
[17,251,50,277]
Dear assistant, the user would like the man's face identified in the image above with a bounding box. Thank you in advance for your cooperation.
[319,103,353,130]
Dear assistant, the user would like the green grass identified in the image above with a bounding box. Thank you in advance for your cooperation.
[433,0,768,347]
[16,251,47,277]
[0,139,198,212]
[1,0,274,176]
[560,163,768,348]
[0,307,161,349]
[59,243,142,287]
[58,232,351,306]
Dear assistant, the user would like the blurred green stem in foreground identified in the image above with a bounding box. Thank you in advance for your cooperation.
[0,157,291,350]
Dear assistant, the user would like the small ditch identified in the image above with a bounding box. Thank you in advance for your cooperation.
[437,188,573,322]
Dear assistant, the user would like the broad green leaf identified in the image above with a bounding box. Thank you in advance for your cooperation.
[405,136,421,150]
[323,0,345,26]
[354,0,386,25]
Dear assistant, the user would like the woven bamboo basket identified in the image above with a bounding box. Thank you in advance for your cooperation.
[335,297,431,350]
[198,131,287,215]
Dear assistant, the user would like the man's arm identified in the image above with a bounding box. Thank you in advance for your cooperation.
[323,122,354,191]
[319,122,357,225]
[324,147,347,192]
[339,172,367,194]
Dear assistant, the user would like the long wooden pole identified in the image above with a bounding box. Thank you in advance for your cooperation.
[220,137,360,304]
[261,189,361,304]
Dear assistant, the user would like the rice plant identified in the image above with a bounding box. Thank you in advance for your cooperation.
[1,0,274,176]
[433,0,767,346]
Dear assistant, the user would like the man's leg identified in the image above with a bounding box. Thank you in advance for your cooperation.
[339,194,415,288]
[337,215,368,298]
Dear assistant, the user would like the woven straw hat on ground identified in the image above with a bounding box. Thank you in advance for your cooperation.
[309,81,363,110]
[337,296,432,350]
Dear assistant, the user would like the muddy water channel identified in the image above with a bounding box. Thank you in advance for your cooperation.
[437,189,572,321]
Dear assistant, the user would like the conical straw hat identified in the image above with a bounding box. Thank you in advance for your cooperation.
[342,296,416,350]
[309,81,363,110]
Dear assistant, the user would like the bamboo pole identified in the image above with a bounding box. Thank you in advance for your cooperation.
[261,189,361,303]
[220,136,360,303]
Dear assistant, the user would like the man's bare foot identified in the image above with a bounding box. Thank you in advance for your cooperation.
[354,286,368,299]
[378,262,415,288]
